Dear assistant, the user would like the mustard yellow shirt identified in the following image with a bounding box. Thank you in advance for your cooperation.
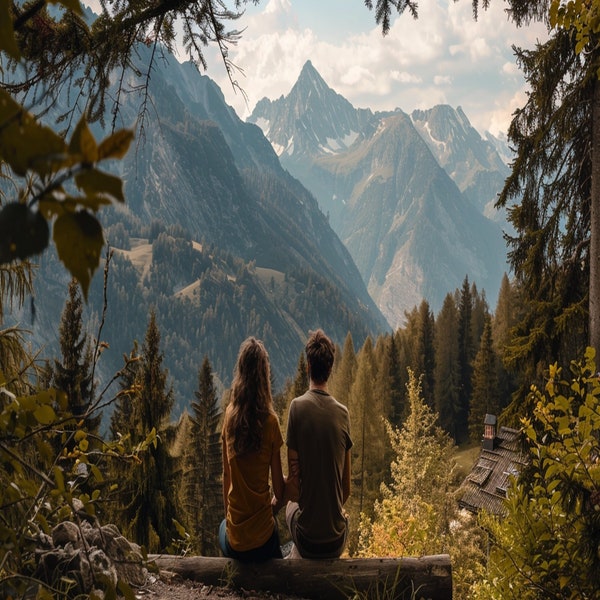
[223,408,283,551]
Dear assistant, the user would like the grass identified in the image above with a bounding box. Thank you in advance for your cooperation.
[454,442,481,479]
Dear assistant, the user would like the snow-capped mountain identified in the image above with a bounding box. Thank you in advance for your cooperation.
[248,61,511,327]
[251,60,374,159]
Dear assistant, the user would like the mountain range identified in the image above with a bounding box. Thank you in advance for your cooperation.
[7,34,513,417]
[248,60,511,327]
[7,28,388,416]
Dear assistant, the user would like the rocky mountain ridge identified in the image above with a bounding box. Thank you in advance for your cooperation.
[248,61,511,327]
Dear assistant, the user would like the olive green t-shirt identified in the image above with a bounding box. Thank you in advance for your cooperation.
[286,389,352,545]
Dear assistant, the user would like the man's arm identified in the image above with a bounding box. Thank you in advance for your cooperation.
[342,449,351,504]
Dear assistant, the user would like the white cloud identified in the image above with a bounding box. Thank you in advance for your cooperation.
[390,71,422,84]
[502,61,519,76]
[434,75,452,86]
[206,0,549,135]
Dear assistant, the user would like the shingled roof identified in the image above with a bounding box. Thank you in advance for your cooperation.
[458,416,529,516]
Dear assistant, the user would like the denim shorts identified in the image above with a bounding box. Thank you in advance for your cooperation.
[219,519,283,562]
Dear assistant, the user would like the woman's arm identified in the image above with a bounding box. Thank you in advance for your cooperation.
[270,444,285,502]
[222,437,230,515]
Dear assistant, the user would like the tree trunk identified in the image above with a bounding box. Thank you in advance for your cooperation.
[149,554,452,600]
[590,76,600,356]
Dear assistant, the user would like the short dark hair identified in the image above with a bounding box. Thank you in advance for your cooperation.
[305,329,335,384]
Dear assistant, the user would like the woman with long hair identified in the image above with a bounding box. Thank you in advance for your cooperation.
[219,337,285,561]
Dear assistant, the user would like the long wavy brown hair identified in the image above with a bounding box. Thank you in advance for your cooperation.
[226,337,275,456]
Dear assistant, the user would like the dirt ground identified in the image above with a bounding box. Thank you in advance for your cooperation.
[137,572,308,600]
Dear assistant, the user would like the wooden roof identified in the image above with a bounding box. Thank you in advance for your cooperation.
[458,426,528,516]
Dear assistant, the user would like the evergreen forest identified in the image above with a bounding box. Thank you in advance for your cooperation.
[2,0,600,599]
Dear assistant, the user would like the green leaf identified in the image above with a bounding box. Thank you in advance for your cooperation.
[34,404,56,425]
[75,168,125,204]
[98,129,134,160]
[0,0,20,59]
[53,210,104,299]
[55,389,68,411]
[38,197,64,221]
[91,464,104,482]
[35,513,50,535]
[69,116,98,163]
[54,466,65,492]
[0,90,67,176]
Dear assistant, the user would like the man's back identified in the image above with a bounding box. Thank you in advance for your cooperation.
[287,389,352,546]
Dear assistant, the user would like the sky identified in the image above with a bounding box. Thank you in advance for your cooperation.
[197,0,549,137]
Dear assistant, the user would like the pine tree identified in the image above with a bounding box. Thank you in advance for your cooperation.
[495,24,593,398]
[51,279,99,444]
[292,351,309,399]
[417,300,435,406]
[104,342,142,532]
[468,315,500,443]
[491,274,518,421]
[109,342,140,442]
[373,334,392,423]
[457,276,474,442]
[492,274,516,356]
[388,331,405,428]
[399,305,419,372]
[397,302,435,406]
[183,356,222,555]
[470,283,488,353]
[329,332,357,407]
[125,310,178,552]
[346,337,385,554]
[434,293,461,439]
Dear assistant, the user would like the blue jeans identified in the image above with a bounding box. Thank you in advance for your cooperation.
[219,519,283,562]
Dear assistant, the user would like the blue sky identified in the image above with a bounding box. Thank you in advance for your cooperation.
[202,0,549,136]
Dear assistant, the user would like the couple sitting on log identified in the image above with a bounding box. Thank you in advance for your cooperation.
[219,329,352,561]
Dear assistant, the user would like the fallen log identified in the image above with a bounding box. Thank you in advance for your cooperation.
[148,554,452,600]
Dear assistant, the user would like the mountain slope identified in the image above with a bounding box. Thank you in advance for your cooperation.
[319,112,506,324]
[248,61,510,326]
[411,105,510,222]
[8,41,389,415]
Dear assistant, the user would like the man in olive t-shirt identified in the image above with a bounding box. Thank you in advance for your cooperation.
[285,329,352,558]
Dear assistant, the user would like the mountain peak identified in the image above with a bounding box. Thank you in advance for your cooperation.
[248,59,374,159]
[298,59,319,79]
[293,60,330,97]
[301,59,315,72]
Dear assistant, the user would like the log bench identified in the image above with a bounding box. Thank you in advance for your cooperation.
[148,554,452,599]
